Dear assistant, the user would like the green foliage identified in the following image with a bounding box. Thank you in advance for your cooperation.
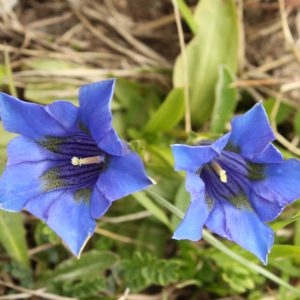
[263,98,293,125]
[175,0,197,33]
[2,260,33,287]
[122,252,180,291]
[173,0,239,125]
[294,109,300,136]
[42,250,118,298]
[44,250,118,282]
[114,78,163,138]
[269,245,300,259]
[0,211,29,267]
[208,250,265,295]
[50,276,107,299]
[171,180,190,229]
[2,3,300,299]
[211,65,237,133]
[0,64,6,86]
[133,192,170,227]
[143,88,184,134]
[0,124,29,268]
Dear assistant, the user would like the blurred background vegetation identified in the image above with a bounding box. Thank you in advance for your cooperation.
[1,0,300,299]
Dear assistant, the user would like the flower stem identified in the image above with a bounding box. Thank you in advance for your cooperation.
[147,190,300,296]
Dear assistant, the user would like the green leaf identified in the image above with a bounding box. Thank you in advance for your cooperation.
[269,245,300,259]
[271,212,300,231]
[0,127,28,267]
[143,88,184,134]
[114,78,163,138]
[175,0,197,34]
[123,252,180,292]
[294,109,300,136]
[263,98,292,125]
[0,64,6,85]
[0,122,16,147]
[133,192,170,227]
[211,65,237,133]
[171,180,190,229]
[173,0,239,125]
[0,211,29,267]
[47,250,118,282]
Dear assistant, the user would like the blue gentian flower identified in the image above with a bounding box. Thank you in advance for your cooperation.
[0,79,152,257]
[171,103,300,264]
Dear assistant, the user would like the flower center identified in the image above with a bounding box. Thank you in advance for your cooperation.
[40,133,107,194]
[210,161,227,183]
[201,150,265,210]
[71,155,105,166]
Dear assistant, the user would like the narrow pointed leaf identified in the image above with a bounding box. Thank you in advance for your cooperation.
[211,65,237,133]
[143,88,184,134]
[173,0,239,125]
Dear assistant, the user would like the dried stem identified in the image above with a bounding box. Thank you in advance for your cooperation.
[172,0,191,134]
[271,92,300,156]
[278,0,300,63]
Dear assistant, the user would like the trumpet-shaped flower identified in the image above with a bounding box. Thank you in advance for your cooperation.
[172,103,300,264]
[0,79,152,256]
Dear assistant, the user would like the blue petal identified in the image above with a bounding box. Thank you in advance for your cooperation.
[0,93,77,140]
[249,144,283,163]
[90,185,112,219]
[98,128,129,156]
[97,152,152,201]
[171,145,217,172]
[78,79,125,156]
[45,101,78,133]
[173,173,212,240]
[0,137,56,211]
[205,198,274,264]
[250,158,300,222]
[248,189,286,222]
[6,136,61,165]
[46,190,96,257]
[185,171,205,198]
[0,163,47,211]
[229,103,275,160]
[25,190,62,221]
[171,133,230,172]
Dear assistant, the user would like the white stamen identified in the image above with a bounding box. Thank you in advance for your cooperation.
[211,161,227,183]
[71,155,104,166]
[219,169,227,183]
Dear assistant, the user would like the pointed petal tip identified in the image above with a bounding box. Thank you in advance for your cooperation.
[148,176,157,185]
[97,152,153,201]
[172,230,202,242]
[72,232,93,258]
[79,78,116,96]
[229,102,275,159]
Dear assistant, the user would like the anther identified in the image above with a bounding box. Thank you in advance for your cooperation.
[71,155,104,166]
[211,161,227,183]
